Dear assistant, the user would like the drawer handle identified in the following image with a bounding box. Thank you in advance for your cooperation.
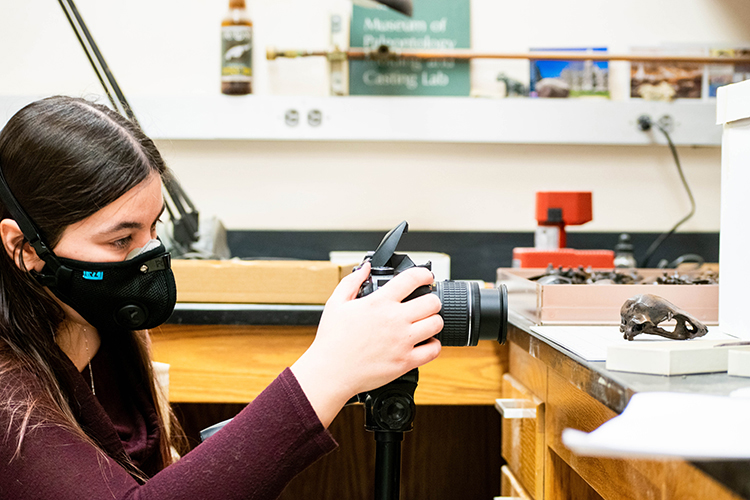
[494,398,536,419]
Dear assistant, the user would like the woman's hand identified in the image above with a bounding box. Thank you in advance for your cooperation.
[291,262,443,427]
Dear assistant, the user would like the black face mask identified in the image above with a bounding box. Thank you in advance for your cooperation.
[34,240,177,331]
[0,165,177,332]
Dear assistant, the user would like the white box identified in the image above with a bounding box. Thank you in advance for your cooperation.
[606,340,734,376]
[728,347,750,377]
[717,79,750,339]
[329,251,451,282]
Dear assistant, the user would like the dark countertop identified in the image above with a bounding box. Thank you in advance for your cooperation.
[166,303,324,326]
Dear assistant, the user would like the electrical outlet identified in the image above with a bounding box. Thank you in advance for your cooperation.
[657,115,674,133]
[637,115,652,131]
[307,109,323,127]
[284,109,299,127]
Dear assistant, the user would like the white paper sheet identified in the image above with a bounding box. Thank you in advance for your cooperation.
[530,325,739,362]
[562,391,750,460]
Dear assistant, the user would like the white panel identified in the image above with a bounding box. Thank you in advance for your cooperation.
[0,95,722,146]
[719,118,750,339]
[717,79,750,125]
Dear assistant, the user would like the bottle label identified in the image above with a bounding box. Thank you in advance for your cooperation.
[221,25,252,82]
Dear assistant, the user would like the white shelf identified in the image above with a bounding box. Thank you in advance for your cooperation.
[0,95,721,146]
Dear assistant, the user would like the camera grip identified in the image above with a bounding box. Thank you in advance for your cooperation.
[402,284,432,303]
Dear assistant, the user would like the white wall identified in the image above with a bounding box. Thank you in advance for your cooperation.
[2,0,749,232]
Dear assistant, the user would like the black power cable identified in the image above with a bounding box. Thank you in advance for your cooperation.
[637,116,697,268]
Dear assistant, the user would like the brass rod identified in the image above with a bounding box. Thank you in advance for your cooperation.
[267,47,750,65]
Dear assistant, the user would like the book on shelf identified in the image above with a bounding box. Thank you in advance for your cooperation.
[630,46,704,100]
[630,44,750,100]
[529,47,609,99]
[707,48,750,97]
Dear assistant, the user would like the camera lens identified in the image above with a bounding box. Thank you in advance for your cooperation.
[432,281,508,346]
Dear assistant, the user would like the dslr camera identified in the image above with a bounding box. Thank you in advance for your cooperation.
[357,221,507,346]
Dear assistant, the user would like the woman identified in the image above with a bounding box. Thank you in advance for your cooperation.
[0,96,443,499]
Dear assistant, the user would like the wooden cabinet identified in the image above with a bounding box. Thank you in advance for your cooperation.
[545,369,660,500]
[152,314,745,499]
[151,324,506,404]
[154,323,505,499]
[503,325,745,500]
[500,465,533,500]
[498,373,545,499]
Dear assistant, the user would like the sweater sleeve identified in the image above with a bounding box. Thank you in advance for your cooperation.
[0,368,338,500]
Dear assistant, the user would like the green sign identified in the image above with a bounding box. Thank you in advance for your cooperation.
[349,0,471,96]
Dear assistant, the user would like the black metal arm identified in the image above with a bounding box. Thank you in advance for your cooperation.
[57,0,200,251]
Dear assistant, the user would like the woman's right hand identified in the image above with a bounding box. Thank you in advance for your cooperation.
[291,262,443,427]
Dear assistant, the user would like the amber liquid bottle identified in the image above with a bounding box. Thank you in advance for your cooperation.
[221,0,253,95]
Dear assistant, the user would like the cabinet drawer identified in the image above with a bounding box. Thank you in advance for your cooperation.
[546,370,745,500]
[497,373,545,500]
[498,465,533,500]
[545,370,662,500]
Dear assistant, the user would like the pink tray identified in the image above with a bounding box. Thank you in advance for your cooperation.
[497,268,718,326]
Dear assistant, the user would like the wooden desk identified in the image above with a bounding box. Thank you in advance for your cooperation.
[151,305,506,499]
[151,324,506,405]
[152,304,748,500]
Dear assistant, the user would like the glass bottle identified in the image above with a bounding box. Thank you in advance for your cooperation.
[221,0,253,95]
[614,233,638,268]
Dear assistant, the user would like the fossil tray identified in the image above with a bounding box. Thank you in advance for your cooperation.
[496,268,718,326]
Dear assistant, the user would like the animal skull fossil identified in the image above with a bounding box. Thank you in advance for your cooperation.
[620,294,708,341]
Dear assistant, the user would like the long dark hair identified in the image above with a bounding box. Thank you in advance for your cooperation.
[0,96,184,477]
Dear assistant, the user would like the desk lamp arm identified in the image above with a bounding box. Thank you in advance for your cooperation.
[57,0,200,250]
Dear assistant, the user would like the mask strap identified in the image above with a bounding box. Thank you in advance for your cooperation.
[0,162,65,283]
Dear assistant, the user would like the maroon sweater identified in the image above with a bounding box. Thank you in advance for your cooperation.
[0,346,337,500]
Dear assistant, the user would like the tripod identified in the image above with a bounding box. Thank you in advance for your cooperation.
[353,368,419,500]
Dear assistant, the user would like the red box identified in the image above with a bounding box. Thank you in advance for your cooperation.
[536,192,592,225]
[512,248,615,269]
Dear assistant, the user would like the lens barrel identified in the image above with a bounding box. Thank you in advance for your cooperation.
[433,281,508,346]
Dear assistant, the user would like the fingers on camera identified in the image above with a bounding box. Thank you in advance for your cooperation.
[411,337,442,366]
[329,263,370,304]
[409,313,443,343]
[405,293,441,320]
[421,314,444,336]
[380,267,434,301]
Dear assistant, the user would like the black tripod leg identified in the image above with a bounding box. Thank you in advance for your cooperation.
[374,431,404,500]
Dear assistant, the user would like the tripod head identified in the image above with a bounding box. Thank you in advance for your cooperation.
[348,369,419,500]
[350,368,419,433]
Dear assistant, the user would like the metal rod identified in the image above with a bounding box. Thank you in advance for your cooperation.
[57,0,118,111]
[56,0,201,249]
[60,0,139,126]
[374,432,403,500]
[268,47,750,65]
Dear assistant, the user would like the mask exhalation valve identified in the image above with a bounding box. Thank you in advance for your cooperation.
[117,304,148,329]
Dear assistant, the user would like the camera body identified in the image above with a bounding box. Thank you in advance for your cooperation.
[358,256,432,300]
[357,221,507,346]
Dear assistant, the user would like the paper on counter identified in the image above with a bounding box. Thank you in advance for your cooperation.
[530,325,738,362]
[562,391,750,460]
